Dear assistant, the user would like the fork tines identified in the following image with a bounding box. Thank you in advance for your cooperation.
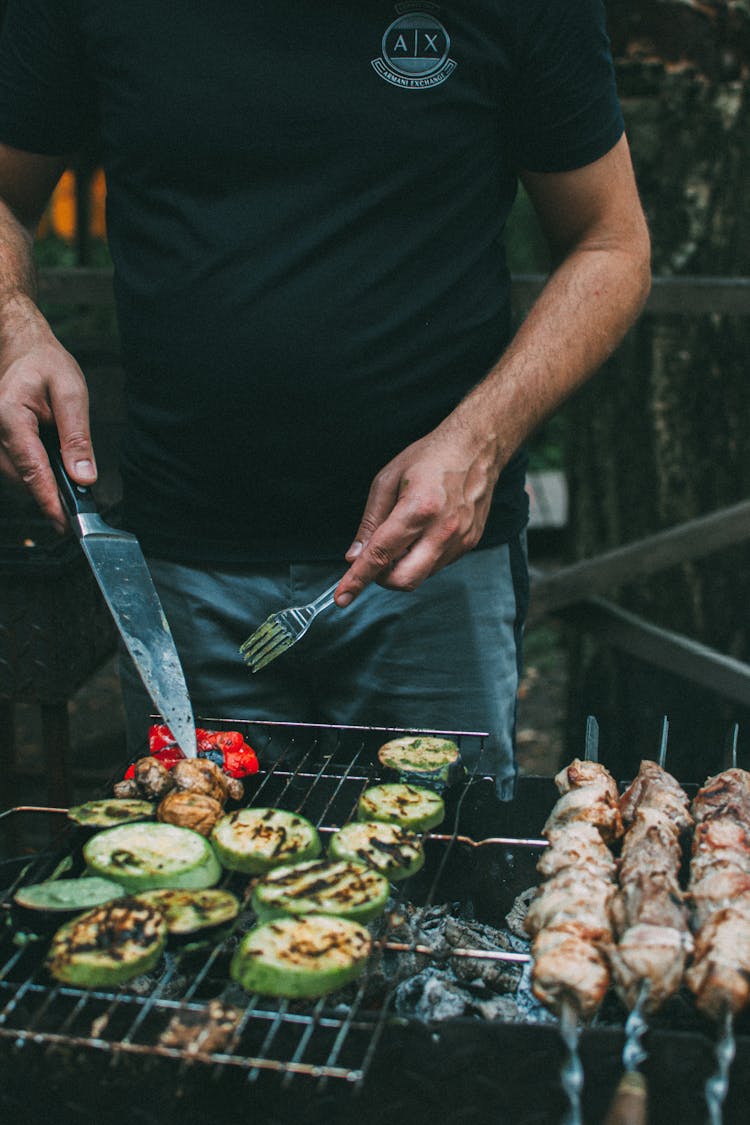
[240,615,296,673]
[240,581,340,674]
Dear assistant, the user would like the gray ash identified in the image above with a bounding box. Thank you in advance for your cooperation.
[366,901,553,1025]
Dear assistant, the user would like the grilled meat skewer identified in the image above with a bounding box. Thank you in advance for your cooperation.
[608,760,692,1014]
[686,767,750,1019]
[529,759,620,1019]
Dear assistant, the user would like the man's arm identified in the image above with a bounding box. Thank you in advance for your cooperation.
[0,142,96,532]
[335,134,651,606]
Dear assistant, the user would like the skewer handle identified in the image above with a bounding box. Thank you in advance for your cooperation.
[602,1071,648,1125]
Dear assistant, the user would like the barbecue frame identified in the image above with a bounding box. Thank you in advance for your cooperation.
[2,719,750,1125]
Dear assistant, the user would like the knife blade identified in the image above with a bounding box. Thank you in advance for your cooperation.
[43,432,197,759]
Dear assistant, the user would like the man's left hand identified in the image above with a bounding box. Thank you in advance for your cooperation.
[335,415,500,605]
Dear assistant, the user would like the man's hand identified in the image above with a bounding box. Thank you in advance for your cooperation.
[336,413,501,605]
[0,314,96,533]
[0,146,95,532]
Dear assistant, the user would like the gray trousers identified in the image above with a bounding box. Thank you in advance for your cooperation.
[119,538,528,799]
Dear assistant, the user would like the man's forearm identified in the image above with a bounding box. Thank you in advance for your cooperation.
[0,199,47,359]
[451,237,651,474]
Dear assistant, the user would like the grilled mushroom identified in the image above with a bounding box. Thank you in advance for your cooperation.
[170,758,234,805]
[133,756,176,800]
[113,779,140,799]
[157,791,224,837]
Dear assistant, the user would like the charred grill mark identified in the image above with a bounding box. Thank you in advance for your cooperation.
[361,837,418,863]
[110,849,145,870]
[50,901,163,966]
[263,863,379,903]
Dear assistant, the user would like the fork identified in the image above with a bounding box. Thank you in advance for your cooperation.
[239,581,340,672]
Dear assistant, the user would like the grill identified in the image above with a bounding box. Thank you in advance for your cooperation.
[1,719,749,1125]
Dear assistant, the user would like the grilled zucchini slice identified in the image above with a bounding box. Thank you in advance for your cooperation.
[134,888,240,935]
[211,808,322,874]
[14,876,125,918]
[67,799,156,828]
[357,783,445,831]
[329,821,425,881]
[83,822,222,892]
[230,913,371,999]
[252,858,389,924]
[47,898,167,987]
[377,735,464,790]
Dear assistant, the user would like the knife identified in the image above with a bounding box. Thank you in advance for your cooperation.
[42,430,198,759]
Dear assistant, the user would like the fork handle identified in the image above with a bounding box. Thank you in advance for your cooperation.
[310,582,341,613]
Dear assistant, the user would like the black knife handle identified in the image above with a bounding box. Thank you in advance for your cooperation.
[40,425,98,521]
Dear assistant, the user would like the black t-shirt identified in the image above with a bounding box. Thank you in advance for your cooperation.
[0,1,623,563]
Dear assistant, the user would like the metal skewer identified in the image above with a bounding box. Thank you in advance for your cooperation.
[705,1007,736,1125]
[622,981,650,1073]
[657,714,669,769]
[584,714,599,762]
[602,981,650,1125]
[559,998,584,1125]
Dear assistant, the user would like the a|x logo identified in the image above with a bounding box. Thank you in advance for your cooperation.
[373,11,456,88]
[387,26,447,61]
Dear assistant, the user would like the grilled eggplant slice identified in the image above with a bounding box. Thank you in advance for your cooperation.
[357,782,445,831]
[134,888,240,935]
[211,808,322,874]
[230,913,371,999]
[251,858,389,924]
[47,897,167,987]
[329,820,425,881]
[377,735,465,790]
[83,822,222,892]
[67,799,156,828]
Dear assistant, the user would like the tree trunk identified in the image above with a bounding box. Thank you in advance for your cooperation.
[564,0,750,779]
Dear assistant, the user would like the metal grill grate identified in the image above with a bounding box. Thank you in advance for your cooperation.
[1,720,525,1091]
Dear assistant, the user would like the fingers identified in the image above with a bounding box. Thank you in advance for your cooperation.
[337,489,477,605]
[0,345,94,530]
[336,429,496,606]
[344,464,401,563]
[0,408,67,531]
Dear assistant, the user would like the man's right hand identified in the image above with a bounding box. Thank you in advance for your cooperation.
[0,303,95,533]
[0,145,95,532]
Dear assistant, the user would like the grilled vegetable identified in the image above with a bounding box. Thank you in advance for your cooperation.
[14,876,125,917]
[46,898,167,987]
[67,799,156,829]
[83,822,222,892]
[211,808,322,874]
[170,758,238,805]
[377,735,464,790]
[230,913,371,999]
[134,888,240,935]
[133,756,175,799]
[251,859,389,924]
[157,791,223,836]
[329,820,425,881]
[357,783,445,832]
[121,725,258,787]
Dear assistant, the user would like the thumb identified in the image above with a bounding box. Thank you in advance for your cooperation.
[50,407,97,486]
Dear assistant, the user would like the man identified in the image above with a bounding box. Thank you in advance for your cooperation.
[0,2,650,796]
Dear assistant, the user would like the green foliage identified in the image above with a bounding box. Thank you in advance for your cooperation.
[34,235,112,269]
